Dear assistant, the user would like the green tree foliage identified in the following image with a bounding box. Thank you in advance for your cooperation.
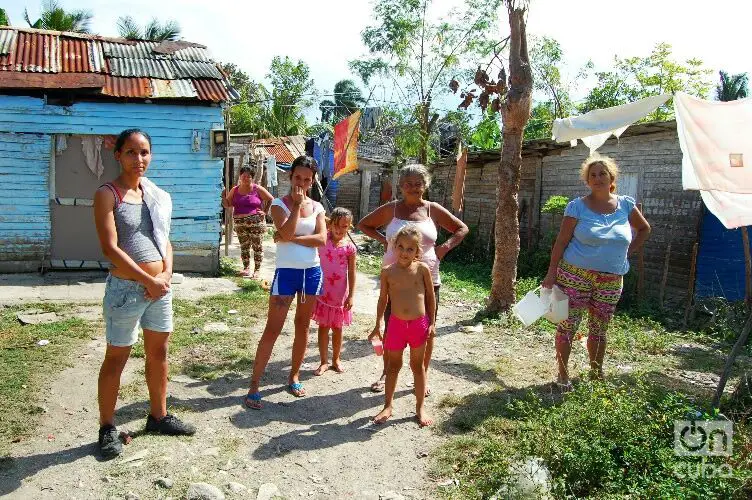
[351,0,501,163]
[524,101,555,140]
[319,79,365,124]
[219,62,266,135]
[24,0,92,33]
[580,43,712,121]
[470,107,501,149]
[716,70,748,102]
[117,16,181,41]
[264,56,315,137]
[0,9,10,26]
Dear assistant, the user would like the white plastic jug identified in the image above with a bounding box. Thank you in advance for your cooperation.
[512,286,548,327]
[541,285,569,324]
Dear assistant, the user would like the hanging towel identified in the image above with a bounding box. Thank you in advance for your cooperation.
[81,135,104,179]
[140,177,172,259]
[674,92,752,229]
[552,94,671,152]
[452,145,467,212]
[266,155,278,188]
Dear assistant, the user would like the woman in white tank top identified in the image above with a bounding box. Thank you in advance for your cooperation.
[358,164,469,394]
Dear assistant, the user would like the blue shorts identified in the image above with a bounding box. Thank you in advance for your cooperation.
[103,274,173,347]
[271,266,323,297]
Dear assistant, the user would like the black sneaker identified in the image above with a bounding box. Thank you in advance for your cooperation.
[145,413,196,436]
[98,424,123,459]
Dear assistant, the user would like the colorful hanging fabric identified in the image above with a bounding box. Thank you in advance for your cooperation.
[333,111,361,180]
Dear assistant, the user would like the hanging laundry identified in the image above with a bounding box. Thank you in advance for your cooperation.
[266,155,278,188]
[55,135,68,155]
[452,145,467,212]
[552,94,671,152]
[333,110,361,180]
[674,92,752,229]
[80,135,104,179]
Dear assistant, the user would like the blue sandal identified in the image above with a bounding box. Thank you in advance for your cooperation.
[288,382,306,397]
[244,391,263,410]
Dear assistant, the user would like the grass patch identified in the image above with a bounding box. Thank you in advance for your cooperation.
[356,253,383,276]
[434,378,752,499]
[0,304,98,456]
[130,281,268,380]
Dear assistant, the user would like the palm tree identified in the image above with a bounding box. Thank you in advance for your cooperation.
[319,79,365,123]
[716,70,748,102]
[24,0,93,33]
[0,9,10,26]
[117,16,181,42]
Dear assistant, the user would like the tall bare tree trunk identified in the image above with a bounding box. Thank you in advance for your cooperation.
[487,5,533,313]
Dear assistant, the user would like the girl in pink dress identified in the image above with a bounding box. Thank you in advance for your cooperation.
[312,208,357,375]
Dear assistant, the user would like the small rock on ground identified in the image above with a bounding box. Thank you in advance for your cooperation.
[256,483,281,500]
[203,322,230,333]
[17,312,59,325]
[155,477,173,489]
[187,482,225,500]
[124,492,140,500]
[226,482,247,494]
[380,492,405,500]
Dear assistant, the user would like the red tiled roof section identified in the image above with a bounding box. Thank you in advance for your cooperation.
[263,142,296,164]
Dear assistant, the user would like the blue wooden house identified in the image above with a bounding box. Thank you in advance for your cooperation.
[0,27,237,273]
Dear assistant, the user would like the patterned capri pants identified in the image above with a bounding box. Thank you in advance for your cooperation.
[234,213,266,271]
[555,260,623,345]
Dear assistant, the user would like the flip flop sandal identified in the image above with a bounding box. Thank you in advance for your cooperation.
[370,379,385,393]
[244,391,263,410]
[288,382,306,397]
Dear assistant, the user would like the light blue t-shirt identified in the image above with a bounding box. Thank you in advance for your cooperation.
[562,195,635,275]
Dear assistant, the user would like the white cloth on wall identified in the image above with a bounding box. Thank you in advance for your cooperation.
[552,94,671,152]
[266,155,278,188]
[674,91,752,229]
[80,135,104,179]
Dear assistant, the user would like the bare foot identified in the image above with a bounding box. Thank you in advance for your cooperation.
[589,369,605,381]
[331,361,345,373]
[251,270,260,280]
[416,408,433,427]
[313,363,329,376]
[370,375,386,393]
[425,386,432,397]
[373,406,393,424]
[239,268,251,277]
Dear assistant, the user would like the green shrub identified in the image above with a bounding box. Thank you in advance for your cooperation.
[541,195,569,216]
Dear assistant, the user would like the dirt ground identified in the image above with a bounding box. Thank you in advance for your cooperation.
[0,240,501,499]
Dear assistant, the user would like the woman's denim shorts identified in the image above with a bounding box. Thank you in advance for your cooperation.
[103,274,173,347]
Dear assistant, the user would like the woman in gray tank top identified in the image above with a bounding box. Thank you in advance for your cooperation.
[93,129,195,459]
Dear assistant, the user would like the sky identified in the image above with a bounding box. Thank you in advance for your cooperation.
[7,0,752,121]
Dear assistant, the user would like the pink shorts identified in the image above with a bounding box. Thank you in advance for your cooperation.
[384,315,429,351]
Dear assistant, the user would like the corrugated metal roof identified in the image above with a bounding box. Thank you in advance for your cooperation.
[59,38,105,73]
[262,142,296,164]
[192,79,227,101]
[108,57,176,79]
[12,31,59,72]
[0,27,234,102]
[0,30,16,56]
[172,60,222,79]
[102,41,211,62]
[102,75,152,98]
[151,78,198,99]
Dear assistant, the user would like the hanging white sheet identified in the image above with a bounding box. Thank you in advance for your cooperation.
[552,94,671,152]
[674,92,752,229]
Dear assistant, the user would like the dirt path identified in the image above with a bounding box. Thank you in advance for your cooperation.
[0,242,490,499]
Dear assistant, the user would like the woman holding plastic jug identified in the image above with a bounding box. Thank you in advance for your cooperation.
[542,154,651,389]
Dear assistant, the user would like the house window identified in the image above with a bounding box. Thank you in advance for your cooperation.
[618,172,639,200]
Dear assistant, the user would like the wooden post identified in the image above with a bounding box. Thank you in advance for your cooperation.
[224,110,231,257]
[527,200,533,251]
[659,242,671,309]
[712,313,752,409]
[636,203,645,302]
[742,227,751,310]
[683,242,699,328]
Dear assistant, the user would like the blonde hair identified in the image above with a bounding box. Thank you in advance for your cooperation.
[580,154,620,193]
[399,164,432,189]
[392,224,422,259]
[326,207,353,229]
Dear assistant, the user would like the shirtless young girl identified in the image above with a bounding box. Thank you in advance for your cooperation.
[368,225,436,427]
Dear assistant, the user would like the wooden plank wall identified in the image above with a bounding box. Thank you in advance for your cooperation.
[0,95,225,272]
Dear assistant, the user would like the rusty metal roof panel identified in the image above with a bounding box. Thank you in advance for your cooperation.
[108,57,176,79]
[59,38,104,73]
[13,31,59,72]
[171,46,212,62]
[151,78,198,99]
[102,41,211,62]
[172,60,222,79]
[102,75,152,98]
[0,30,16,56]
[192,79,227,102]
